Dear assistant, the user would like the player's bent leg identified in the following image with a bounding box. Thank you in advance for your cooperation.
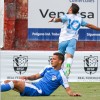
[0,80,25,93]
[64,39,76,76]
[65,54,73,76]
[13,80,25,93]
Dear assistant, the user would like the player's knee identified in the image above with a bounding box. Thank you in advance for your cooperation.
[13,80,24,88]
[67,53,73,58]
[13,80,20,87]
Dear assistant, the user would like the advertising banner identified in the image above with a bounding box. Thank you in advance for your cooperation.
[0,0,4,48]
[0,51,100,82]
[28,0,100,41]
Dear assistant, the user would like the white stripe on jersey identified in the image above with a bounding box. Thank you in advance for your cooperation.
[25,83,42,94]
[59,69,69,88]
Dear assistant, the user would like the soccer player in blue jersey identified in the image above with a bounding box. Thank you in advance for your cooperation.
[49,3,100,76]
[0,52,81,96]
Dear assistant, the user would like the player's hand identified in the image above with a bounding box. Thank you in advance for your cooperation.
[66,87,81,97]
[69,92,81,97]
[19,76,28,80]
[48,17,55,22]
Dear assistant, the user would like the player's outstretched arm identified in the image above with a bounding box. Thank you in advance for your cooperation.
[86,23,100,30]
[20,73,41,81]
[66,87,81,97]
[49,17,62,22]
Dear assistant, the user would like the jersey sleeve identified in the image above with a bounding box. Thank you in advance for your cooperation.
[59,70,69,88]
[60,14,68,23]
[81,19,88,26]
[39,65,52,77]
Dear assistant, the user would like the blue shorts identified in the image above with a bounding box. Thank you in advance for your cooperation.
[20,83,43,96]
[58,38,77,56]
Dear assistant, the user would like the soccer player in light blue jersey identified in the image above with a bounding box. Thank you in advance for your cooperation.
[49,3,100,76]
[0,52,81,96]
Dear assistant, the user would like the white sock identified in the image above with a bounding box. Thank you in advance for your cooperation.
[66,58,73,67]
[8,81,14,89]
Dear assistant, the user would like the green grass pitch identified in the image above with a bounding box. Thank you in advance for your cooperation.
[1,82,100,100]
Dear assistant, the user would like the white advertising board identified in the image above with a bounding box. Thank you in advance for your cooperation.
[0,51,100,82]
[28,0,100,41]
[28,0,99,28]
[0,0,4,48]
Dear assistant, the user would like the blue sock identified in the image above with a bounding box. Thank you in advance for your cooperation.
[1,84,12,92]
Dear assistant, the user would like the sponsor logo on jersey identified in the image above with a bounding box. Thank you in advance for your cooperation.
[52,75,57,81]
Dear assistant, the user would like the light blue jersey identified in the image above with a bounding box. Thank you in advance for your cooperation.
[20,66,69,96]
[59,14,87,43]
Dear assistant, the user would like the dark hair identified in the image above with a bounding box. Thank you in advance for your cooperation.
[71,3,79,14]
[53,52,64,64]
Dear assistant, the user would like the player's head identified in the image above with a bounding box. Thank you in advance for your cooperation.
[51,52,64,68]
[67,3,79,14]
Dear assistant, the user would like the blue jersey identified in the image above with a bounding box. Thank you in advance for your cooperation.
[20,66,69,96]
[34,66,69,95]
